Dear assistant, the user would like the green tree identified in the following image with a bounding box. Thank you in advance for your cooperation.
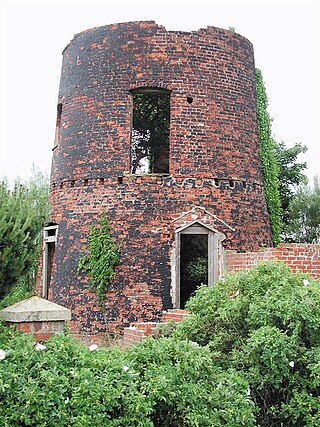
[0,171,49,300]
[256,69,282,245]
[284,177,320,243]
[273,141,308,224]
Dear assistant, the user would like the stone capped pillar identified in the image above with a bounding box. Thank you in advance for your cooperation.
[0,296,71,341]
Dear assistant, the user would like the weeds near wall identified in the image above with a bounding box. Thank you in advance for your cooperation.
[78,213,120,305]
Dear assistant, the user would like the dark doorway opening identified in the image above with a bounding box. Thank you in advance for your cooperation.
[44,242,55,299]
[180,234,208,308]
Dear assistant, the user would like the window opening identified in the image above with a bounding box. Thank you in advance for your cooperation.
[42,224,58,299]
[54,103,62,148]
[180,234,208,308]
[130,88,170,174]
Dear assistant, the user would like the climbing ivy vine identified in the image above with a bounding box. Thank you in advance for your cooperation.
[256,68,282,245]
[78,213,121,305]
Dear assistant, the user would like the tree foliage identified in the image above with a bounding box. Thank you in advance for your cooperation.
[284,177,320,243]
[78,213,121,305]
[0,171,49,300]
[255,69,282,245]
[131,90,170,174]
[273,141,308,224]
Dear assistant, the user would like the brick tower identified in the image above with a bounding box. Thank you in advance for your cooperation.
[41,22,272,338]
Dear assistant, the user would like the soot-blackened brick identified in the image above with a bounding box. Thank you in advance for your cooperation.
[41,21,272,335]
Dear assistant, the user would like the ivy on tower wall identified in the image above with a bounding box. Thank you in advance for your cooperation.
[256,69,282,245]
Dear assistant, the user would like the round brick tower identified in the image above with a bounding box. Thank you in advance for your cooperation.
[44,21,272,338]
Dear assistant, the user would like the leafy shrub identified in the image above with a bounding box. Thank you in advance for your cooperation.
[0,326,148,426]
[128,337,255,426]
[1,263,319,426]
[174,262,320,425]
[0,325,255,426]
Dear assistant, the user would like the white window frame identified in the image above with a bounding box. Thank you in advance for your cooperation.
[42,225,58,299]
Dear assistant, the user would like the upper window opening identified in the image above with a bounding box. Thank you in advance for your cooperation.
[54,103,63,148]
[130,88,170,174]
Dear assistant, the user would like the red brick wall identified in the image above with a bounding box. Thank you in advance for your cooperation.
[42,21,273,335]
[11,320,65,342]
[225,244,320,279]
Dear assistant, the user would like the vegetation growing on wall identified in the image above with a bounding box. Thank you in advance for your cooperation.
[255,69,282,245]
[78,213,121,305]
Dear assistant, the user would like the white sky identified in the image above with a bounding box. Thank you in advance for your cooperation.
[1,0,319,184]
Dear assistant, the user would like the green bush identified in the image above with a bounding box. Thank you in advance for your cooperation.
[1,263,319,426]
[175,262,320,426]
[0,325,255,426]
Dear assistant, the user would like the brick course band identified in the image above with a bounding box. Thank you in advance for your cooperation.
[40,21,272,335]
[50,177,264,192]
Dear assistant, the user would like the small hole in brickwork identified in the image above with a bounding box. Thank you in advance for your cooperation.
[84,179,88,186]
[59,182,63,189]
[99,177,105,184]
[70,180,75,187]
[117,176,123,184]
[187,97,193,104]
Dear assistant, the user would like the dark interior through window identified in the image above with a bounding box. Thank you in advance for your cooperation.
[130,88,170,174]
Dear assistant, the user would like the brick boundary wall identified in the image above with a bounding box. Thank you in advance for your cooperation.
[225,243,320,279]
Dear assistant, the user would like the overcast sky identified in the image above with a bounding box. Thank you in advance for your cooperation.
[1,0,319,184]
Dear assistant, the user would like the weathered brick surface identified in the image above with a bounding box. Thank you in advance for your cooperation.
[42,21,273,336]
[225,244,320,279]
[13,320,65,341]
